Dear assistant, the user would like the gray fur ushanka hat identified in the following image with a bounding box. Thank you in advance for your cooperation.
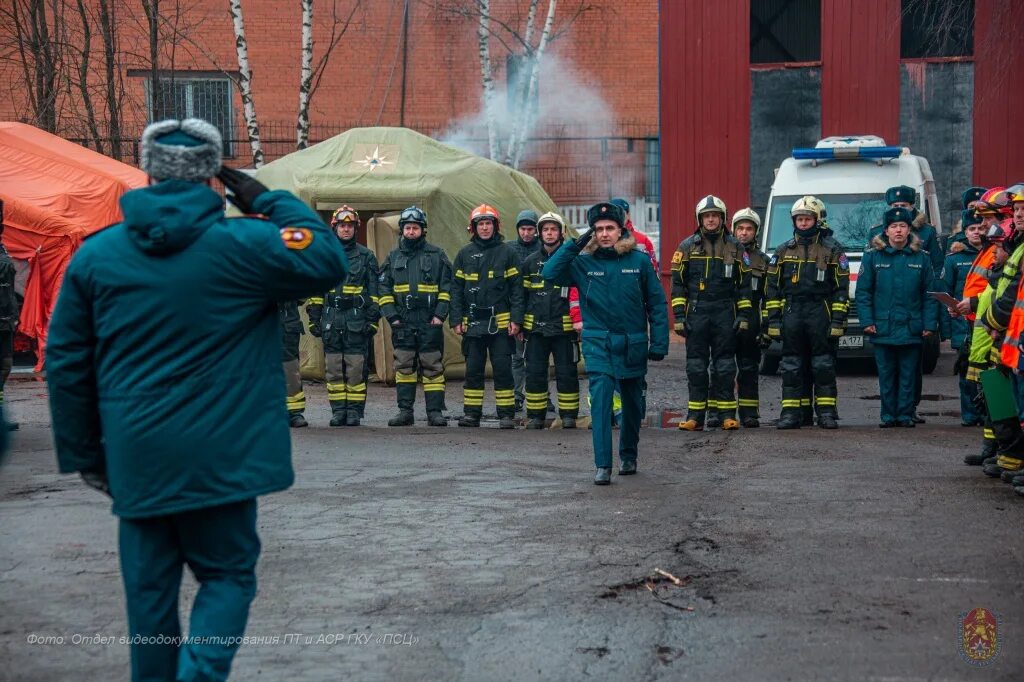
[140,118,222,182]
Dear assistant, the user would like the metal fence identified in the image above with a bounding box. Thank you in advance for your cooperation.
[66,121,660,206]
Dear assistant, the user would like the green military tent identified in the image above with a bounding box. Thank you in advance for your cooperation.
[255,126,558,381]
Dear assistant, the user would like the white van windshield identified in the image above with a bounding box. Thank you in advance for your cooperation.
[765,194,889,252]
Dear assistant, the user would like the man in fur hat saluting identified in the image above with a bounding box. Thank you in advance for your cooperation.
[542,202,668,485]
[45,118,346,681]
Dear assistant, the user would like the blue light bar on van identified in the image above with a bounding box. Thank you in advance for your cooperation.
[792,146,903,160]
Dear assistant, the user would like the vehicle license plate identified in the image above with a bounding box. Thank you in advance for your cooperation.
[839,335,863,349]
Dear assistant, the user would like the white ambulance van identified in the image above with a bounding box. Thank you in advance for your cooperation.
[759,135,942,374]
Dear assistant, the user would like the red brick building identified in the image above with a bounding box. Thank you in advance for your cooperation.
[0,0,660,204]
[5,0,1023,273]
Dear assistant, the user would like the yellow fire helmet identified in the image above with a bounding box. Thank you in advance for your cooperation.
[694,195,727,229]
[536,211,566,235]
[790,196,820,220]
[731,207,761,233]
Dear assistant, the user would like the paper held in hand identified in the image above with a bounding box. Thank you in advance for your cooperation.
[927,291,959,308]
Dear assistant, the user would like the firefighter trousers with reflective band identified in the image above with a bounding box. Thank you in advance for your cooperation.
[119,499,259,682]
[736,333,761,419]
[393,324,445,414]
[684,304,737,422]
[281,331,304,415]
[590,373,644,469]
[524,334,579,419]
[779,301,837,418]
[324,329,370,417]
[874,343,920,424]
[512,338,527,405]
[463,333,515,418]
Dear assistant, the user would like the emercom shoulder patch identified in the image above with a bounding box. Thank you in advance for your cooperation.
[281,227,314,250]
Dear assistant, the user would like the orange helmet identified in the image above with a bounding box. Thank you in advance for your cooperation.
[978,187,1012,216]
[331,205,359,225]
[468,204,500,233]
[1006,183,1024,205]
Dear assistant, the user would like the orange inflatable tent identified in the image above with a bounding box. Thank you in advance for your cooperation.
[0,122,146,370]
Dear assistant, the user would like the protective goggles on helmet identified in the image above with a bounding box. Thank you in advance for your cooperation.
[399,206,427,227]
[331,206,359,225]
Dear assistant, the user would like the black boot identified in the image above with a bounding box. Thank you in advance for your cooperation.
[618,460,637,475]
[427,411,448,427]
[388,409,414,427]
[458,414,480,427]
[289,412,308,428]
[526,417,545,430]
[345,409,361,426]
[982,458,1002,477]
[329,410,347,427]
[818,414,839,429]
[593,468,611,485]
[965,439,997,465]
[776,413,802,430]
[561,416,577,429]
[499,416,516,429]
[705,415,722,429]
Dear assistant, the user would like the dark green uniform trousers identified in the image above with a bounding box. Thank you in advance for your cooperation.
[590,373,644,469]
[119,499,260,682]
[873,343,920,424]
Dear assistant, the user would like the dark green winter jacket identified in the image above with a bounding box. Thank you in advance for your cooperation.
[938,239,981,348]
[46,181,347,519]
[856,233,939,346]
[542,232,668,378]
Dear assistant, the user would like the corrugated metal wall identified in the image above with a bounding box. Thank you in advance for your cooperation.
[973,0,1024,185]
[820,0,901,143]
[658,0,750,279]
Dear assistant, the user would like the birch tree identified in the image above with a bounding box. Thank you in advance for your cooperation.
[297,0,362,150]
[297,0,314,149]
[477,0,500,161]
[435,0,596,168]
[506,0,555,168]
[228,0,264,166]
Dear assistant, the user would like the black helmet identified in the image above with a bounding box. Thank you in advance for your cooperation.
[399,205,427,229]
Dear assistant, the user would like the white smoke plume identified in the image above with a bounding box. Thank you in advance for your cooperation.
[439,53,615,164]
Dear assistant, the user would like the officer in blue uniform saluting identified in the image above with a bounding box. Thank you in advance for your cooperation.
[542,202,668,485]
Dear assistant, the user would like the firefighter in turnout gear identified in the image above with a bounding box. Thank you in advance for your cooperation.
[379,206,454,427]
[451,204,525,428]
[521,211,581,429]
[765,196,850,429]
[306,206,380,427]
[962,218,1013,466]
[671,195,753,431]
[510,209,542,413]
[732,208,769,427]
[280,301,307,427]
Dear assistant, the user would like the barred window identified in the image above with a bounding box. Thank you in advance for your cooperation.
[144,74,235,157]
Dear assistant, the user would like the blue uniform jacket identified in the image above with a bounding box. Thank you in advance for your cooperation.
[856,233,939,346]
[939,239,981,348]
[46,181,348,518]
[868,209,943,272]
[542,233,668,379]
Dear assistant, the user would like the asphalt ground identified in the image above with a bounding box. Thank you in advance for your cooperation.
[1,349,1022,681]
